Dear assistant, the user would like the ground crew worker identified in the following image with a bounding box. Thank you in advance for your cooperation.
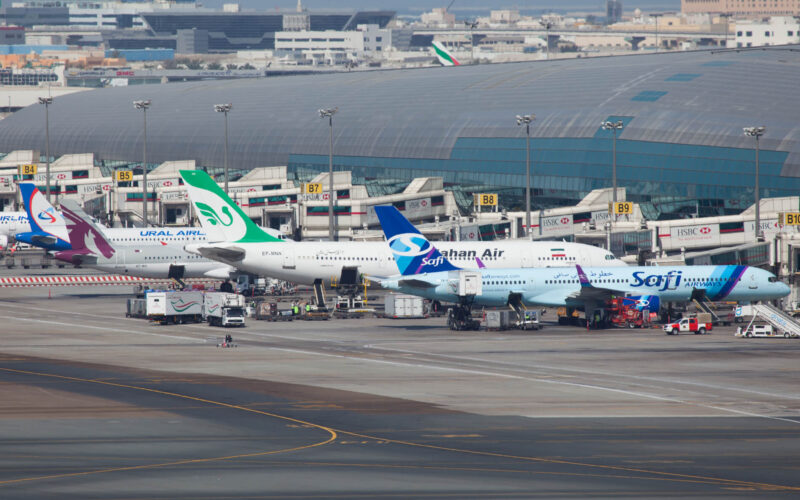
[292,303,299,316]
[305,302,311,313]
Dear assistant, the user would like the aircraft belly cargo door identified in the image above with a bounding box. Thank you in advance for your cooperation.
[282,250,296,269]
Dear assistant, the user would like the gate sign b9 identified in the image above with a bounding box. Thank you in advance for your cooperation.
[475,193,498,206]
[116,170,133,182]
[18,164,37,175]
[780,212,800,226]
[304,182,322,194]
[610,201,634,215]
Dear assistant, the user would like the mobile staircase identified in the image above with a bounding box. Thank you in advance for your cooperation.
[744,303,800,338]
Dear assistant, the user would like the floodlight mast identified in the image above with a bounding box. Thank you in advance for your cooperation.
[214,103,233,194]
[38,97,53,202]
[601,120,624,204]
[319,107,338,241]
[743,126,766,241]
[516,113,535,239]
[133,99,151,226]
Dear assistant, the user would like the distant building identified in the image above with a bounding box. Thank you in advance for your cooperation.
[732,17,800,48]
[0,27,25,46]
[420,8,455,28]
[274,24,390,65]
[606,1,623,24]
[682,0,800,16]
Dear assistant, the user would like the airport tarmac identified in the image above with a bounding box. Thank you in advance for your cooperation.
[1,285,799,498]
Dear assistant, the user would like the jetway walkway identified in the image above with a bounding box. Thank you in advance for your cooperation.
[745,304,800,337]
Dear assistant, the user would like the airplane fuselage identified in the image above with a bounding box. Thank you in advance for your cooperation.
[200,240,624,285]
[383,265,790,307]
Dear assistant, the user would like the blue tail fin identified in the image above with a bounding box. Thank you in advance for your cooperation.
[16,183,71,251]
[374,205,460,275]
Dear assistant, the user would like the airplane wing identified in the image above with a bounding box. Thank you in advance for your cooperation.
[398,278,439,289]
[196,245,246,262]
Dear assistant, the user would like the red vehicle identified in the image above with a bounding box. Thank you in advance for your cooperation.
[608,297,646,329]
[664,317,713,335]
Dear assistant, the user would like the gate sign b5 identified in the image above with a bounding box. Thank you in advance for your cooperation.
[475,193,498,206]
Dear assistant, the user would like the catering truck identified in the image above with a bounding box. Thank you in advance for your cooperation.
[203,292,246,327]
[146,291,204,324]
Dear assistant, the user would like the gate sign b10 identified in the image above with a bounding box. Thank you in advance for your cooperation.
[475,193,497,206]
[780,212,800,226]
[18,164,37,175]
[609,201,634,215]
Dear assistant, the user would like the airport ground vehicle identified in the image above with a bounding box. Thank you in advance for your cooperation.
[146,291,204,324]
[664,314,713,335]
[736,323,799,338]
[385,294,425,319]
[516,310,541,330]
[204,292,246,327]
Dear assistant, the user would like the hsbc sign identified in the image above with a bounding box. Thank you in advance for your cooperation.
[669,224,720,245]
[539,214,573,236]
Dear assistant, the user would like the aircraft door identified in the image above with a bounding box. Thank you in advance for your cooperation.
[522,251,532,268]
[748,272,758,290]
[282,250,295,269]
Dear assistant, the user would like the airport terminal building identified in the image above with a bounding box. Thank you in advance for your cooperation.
[0,47,798,221]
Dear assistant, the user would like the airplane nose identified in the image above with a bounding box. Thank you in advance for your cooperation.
[779,282,791,297]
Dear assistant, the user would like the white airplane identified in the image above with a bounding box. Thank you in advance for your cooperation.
[0,211,29,250]
[54,199,234,280]
[178,170,626,287]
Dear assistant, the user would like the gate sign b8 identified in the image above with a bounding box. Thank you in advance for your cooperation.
[18,164,37,175]
[610,201,634,215]
[475,193,497,206]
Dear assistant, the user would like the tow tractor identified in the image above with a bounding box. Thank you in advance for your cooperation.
[664,314,713,335]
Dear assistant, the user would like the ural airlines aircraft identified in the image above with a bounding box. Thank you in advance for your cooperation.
[54,199,234,280]
[14,183,208,252]
[178,170,626,286]
[372,206,790,328]
[0,211,29,250]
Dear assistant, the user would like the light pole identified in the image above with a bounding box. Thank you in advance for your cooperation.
[133,99,151,226]
[744,126,766,241]
[465,20,478,62]
[540,20,553,60]
[719,13,731,48]
[601,120,624,204]
[652,13,663,52]
[38,97,53,202]
[214,103,233,194]
[319,107,338,241]
[516,113,535,239]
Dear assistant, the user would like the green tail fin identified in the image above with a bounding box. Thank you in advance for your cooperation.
[179,170,283,244]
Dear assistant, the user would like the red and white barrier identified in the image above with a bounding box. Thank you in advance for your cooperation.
[0,275,217,287]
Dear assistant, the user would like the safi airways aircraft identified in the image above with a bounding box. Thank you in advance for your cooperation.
[178,170,626,286]
[54,199,234,280]
[372,205,790,311]
[14,183,208,252]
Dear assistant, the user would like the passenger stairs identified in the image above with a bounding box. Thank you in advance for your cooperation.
[693,298,721,324]
[312,278,328,310]
[508,293,526,321]
[747,304,800,337]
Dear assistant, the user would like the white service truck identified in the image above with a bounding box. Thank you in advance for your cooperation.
[204,292,246,327]
[146,291,204,324]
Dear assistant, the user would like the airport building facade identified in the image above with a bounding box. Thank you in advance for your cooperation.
[0,49,798,224]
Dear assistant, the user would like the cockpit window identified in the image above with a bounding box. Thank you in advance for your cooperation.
[768,277,778,283]
[604,254,615,260]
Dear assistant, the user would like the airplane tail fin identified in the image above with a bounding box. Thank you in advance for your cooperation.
[432,41,460,66]
[179,170,283,244]
[56,199,115,262]
[374,205,460,275]
[16,183,71,251]
[576,264,592,288]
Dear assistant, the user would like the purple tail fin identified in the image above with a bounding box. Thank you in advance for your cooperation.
[576,265,592,288]
[475,257,486,269]
[55,200,115,264]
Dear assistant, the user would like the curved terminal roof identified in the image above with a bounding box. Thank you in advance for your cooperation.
[1,47,799,177]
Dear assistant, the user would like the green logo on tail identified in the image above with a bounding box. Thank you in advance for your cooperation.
[197,202,233,227]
